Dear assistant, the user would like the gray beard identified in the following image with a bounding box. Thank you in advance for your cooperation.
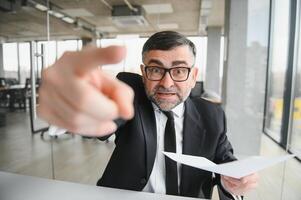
[148,94,182,111]
[145,87,184,111]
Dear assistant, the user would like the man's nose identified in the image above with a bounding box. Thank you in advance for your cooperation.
[159,72,174,88]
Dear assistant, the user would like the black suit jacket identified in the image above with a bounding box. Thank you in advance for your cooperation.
[97,72,236,199]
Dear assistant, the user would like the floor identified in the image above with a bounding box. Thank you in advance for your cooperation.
[0,110,300,200]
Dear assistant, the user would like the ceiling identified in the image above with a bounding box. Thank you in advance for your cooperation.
[0,0,224,42]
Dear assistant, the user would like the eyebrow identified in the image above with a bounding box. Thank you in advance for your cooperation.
[147,59,164,66]
[171,60,188,66]
[147,59,189,67]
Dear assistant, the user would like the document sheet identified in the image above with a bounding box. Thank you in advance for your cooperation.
[163,152,295,179]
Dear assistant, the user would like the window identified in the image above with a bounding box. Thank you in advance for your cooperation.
[188,37,207,81]
[3,43,18,72]
[18,43,30,71]
[264,0,291,143]
[57,40,80,58]
[18,42,30,83]
[99,37,147,76]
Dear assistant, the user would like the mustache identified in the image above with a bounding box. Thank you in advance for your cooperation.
[154,86,178,93]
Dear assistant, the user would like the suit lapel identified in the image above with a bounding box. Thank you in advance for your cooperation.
[138,98,157,179]
[180,98,206,195]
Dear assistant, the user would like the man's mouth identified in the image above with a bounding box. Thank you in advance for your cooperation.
[156,92,176,97]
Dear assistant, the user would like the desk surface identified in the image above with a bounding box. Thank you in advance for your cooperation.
[0,171,204,200]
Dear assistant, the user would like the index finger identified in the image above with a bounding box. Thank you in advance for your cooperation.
[59,45,126,76]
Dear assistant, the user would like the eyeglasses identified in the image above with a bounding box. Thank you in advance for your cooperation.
[144,66,192,82]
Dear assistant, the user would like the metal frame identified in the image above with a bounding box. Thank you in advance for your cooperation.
[29,41,48,134]
[287,0,301,158]
[279,0,297,148]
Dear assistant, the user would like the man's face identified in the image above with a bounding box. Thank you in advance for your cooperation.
[141,45,198,111]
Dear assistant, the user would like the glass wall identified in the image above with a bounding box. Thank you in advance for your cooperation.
[0,0,53,179]
[264,0,301,158]
[264,0,291,143]
[262,1,301,198]
[2,40,83,79]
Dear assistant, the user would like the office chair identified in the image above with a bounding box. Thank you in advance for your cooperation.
[116,72,144,95]
[190,81,204,98]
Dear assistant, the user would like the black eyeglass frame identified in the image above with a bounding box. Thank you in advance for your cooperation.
[144,66,192,82]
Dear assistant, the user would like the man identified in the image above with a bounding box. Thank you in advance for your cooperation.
[38,31,258,199]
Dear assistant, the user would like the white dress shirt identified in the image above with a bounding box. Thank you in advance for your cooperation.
[143,102,184,194]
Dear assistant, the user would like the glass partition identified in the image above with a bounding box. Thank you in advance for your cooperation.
[0,0,52,178]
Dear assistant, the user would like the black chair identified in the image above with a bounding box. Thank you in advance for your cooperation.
[116,72,144,96]
[0,90,9,108]
[5,78,19,86]
[190,81,204,98]
[0,78,8,108]
[8,87,27,110]
[5,78,29,110]
[0,78,7,87]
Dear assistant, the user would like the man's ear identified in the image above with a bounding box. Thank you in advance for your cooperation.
[191,67,199,88]
[140,64,146,83]
[140,64,145,75]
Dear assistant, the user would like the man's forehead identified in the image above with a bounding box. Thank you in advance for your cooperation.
[143,46,194,66]
[145,46,192,56]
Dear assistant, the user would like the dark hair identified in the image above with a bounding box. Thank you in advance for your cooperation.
[142,31,196,61]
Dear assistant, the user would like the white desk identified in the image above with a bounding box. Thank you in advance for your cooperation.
[0,171,205,200]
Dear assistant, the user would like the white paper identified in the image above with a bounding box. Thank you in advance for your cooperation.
[163,152,295,179]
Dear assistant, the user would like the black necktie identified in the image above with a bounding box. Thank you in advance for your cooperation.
[163,111,178,195]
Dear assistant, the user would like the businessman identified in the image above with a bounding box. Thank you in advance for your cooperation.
[38,31,258,199]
